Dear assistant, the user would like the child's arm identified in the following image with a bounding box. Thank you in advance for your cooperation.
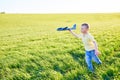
[68,30,80,38]
[93,41,100,55]
[89,35,100,55]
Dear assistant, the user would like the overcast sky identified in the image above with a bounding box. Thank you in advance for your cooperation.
[0,0,120,13]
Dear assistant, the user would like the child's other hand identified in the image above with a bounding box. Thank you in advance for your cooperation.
[95,50,101,56]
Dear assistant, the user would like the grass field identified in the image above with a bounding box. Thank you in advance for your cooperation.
[0,13,120,80]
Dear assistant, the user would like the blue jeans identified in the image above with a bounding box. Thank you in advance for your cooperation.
[85,50,102,72]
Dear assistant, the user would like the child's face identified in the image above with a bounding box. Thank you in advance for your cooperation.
[81,26,88,33]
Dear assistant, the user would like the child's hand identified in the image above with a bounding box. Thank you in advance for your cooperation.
[95,50,101,56]
[68,29,71,31]
[68,29,72,32]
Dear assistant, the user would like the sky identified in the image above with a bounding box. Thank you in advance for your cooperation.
[0,0,120,13]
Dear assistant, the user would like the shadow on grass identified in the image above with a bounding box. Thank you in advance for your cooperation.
[68,50,86,66]
[53,49,87,77]
[102,69,115,80]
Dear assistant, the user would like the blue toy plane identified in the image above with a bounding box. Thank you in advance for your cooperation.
[57,24,76,31]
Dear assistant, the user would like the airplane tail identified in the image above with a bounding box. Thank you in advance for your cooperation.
[71,24,76,30]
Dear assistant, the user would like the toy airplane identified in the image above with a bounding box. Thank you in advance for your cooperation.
[57,24,76,31]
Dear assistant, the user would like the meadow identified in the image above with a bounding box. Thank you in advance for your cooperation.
[0,13,120,80]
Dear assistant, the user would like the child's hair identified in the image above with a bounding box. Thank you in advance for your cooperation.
[81,23,89,29]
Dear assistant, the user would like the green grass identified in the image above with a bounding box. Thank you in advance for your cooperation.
[0,13,120,80]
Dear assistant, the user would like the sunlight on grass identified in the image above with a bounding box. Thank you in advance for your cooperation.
[0,13,120,80]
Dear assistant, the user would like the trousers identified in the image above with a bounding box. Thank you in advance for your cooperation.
[85,50,102,71]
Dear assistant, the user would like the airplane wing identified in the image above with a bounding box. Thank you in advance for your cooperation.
[57,27,69,31]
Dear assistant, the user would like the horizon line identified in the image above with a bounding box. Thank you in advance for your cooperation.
[1,12,120,14]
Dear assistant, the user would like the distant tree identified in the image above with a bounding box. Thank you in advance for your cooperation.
[0,12,5,14]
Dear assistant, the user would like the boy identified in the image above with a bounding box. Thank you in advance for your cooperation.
[69,23,102,72]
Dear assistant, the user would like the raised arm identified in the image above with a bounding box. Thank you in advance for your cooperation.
[68,30,80,38]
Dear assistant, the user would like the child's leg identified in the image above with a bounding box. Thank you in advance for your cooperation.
[92,50,102,64]
[85,51,94,72]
